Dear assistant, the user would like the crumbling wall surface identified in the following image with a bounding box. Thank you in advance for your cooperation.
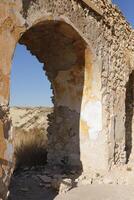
[0,0,134,198]
[0,106,12,199]
[0,1,25,198]
[101,6,134,167]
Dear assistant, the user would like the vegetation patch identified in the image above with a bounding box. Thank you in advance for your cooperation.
[13,127,48,169]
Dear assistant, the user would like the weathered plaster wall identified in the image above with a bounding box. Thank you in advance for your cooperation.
[0,0,134,198]
[0,1,25,198]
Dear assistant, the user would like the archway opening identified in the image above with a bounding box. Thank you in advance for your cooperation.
[10,43,53,168]
[125,70,134,163]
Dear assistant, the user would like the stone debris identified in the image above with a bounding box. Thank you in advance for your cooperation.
[59,179,73,194]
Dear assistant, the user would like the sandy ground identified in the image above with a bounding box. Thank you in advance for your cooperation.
[55,184,134,200]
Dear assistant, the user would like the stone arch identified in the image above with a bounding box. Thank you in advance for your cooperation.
[19,19,85,171]
[125,70,134,163]
[16,19,89,173]
[8,13,105,175]
[13,0,107,170]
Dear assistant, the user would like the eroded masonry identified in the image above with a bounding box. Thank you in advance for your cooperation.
[0,0,134,198]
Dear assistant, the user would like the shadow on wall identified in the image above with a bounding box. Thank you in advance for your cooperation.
[125,70,134,163]
[8,19,88,199]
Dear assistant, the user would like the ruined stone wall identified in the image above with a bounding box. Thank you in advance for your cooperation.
[0,0,134,198]
[0,1,25,198]
[101,5,134,167]
[18,0,134,170]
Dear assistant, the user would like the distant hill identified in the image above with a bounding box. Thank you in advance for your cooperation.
[10,107,53,131]
[10,107,53,167]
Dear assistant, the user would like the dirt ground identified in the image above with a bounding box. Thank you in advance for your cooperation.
[8,167,58,200]
[8,167,134,200]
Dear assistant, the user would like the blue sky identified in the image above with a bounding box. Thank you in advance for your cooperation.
[10,45,52,107]
[112,0,134,28]
[10,1,134,107]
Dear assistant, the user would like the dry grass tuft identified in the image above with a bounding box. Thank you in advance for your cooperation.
[13,127,48,169]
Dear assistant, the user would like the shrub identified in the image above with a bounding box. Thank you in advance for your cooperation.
[13,127,48,169]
